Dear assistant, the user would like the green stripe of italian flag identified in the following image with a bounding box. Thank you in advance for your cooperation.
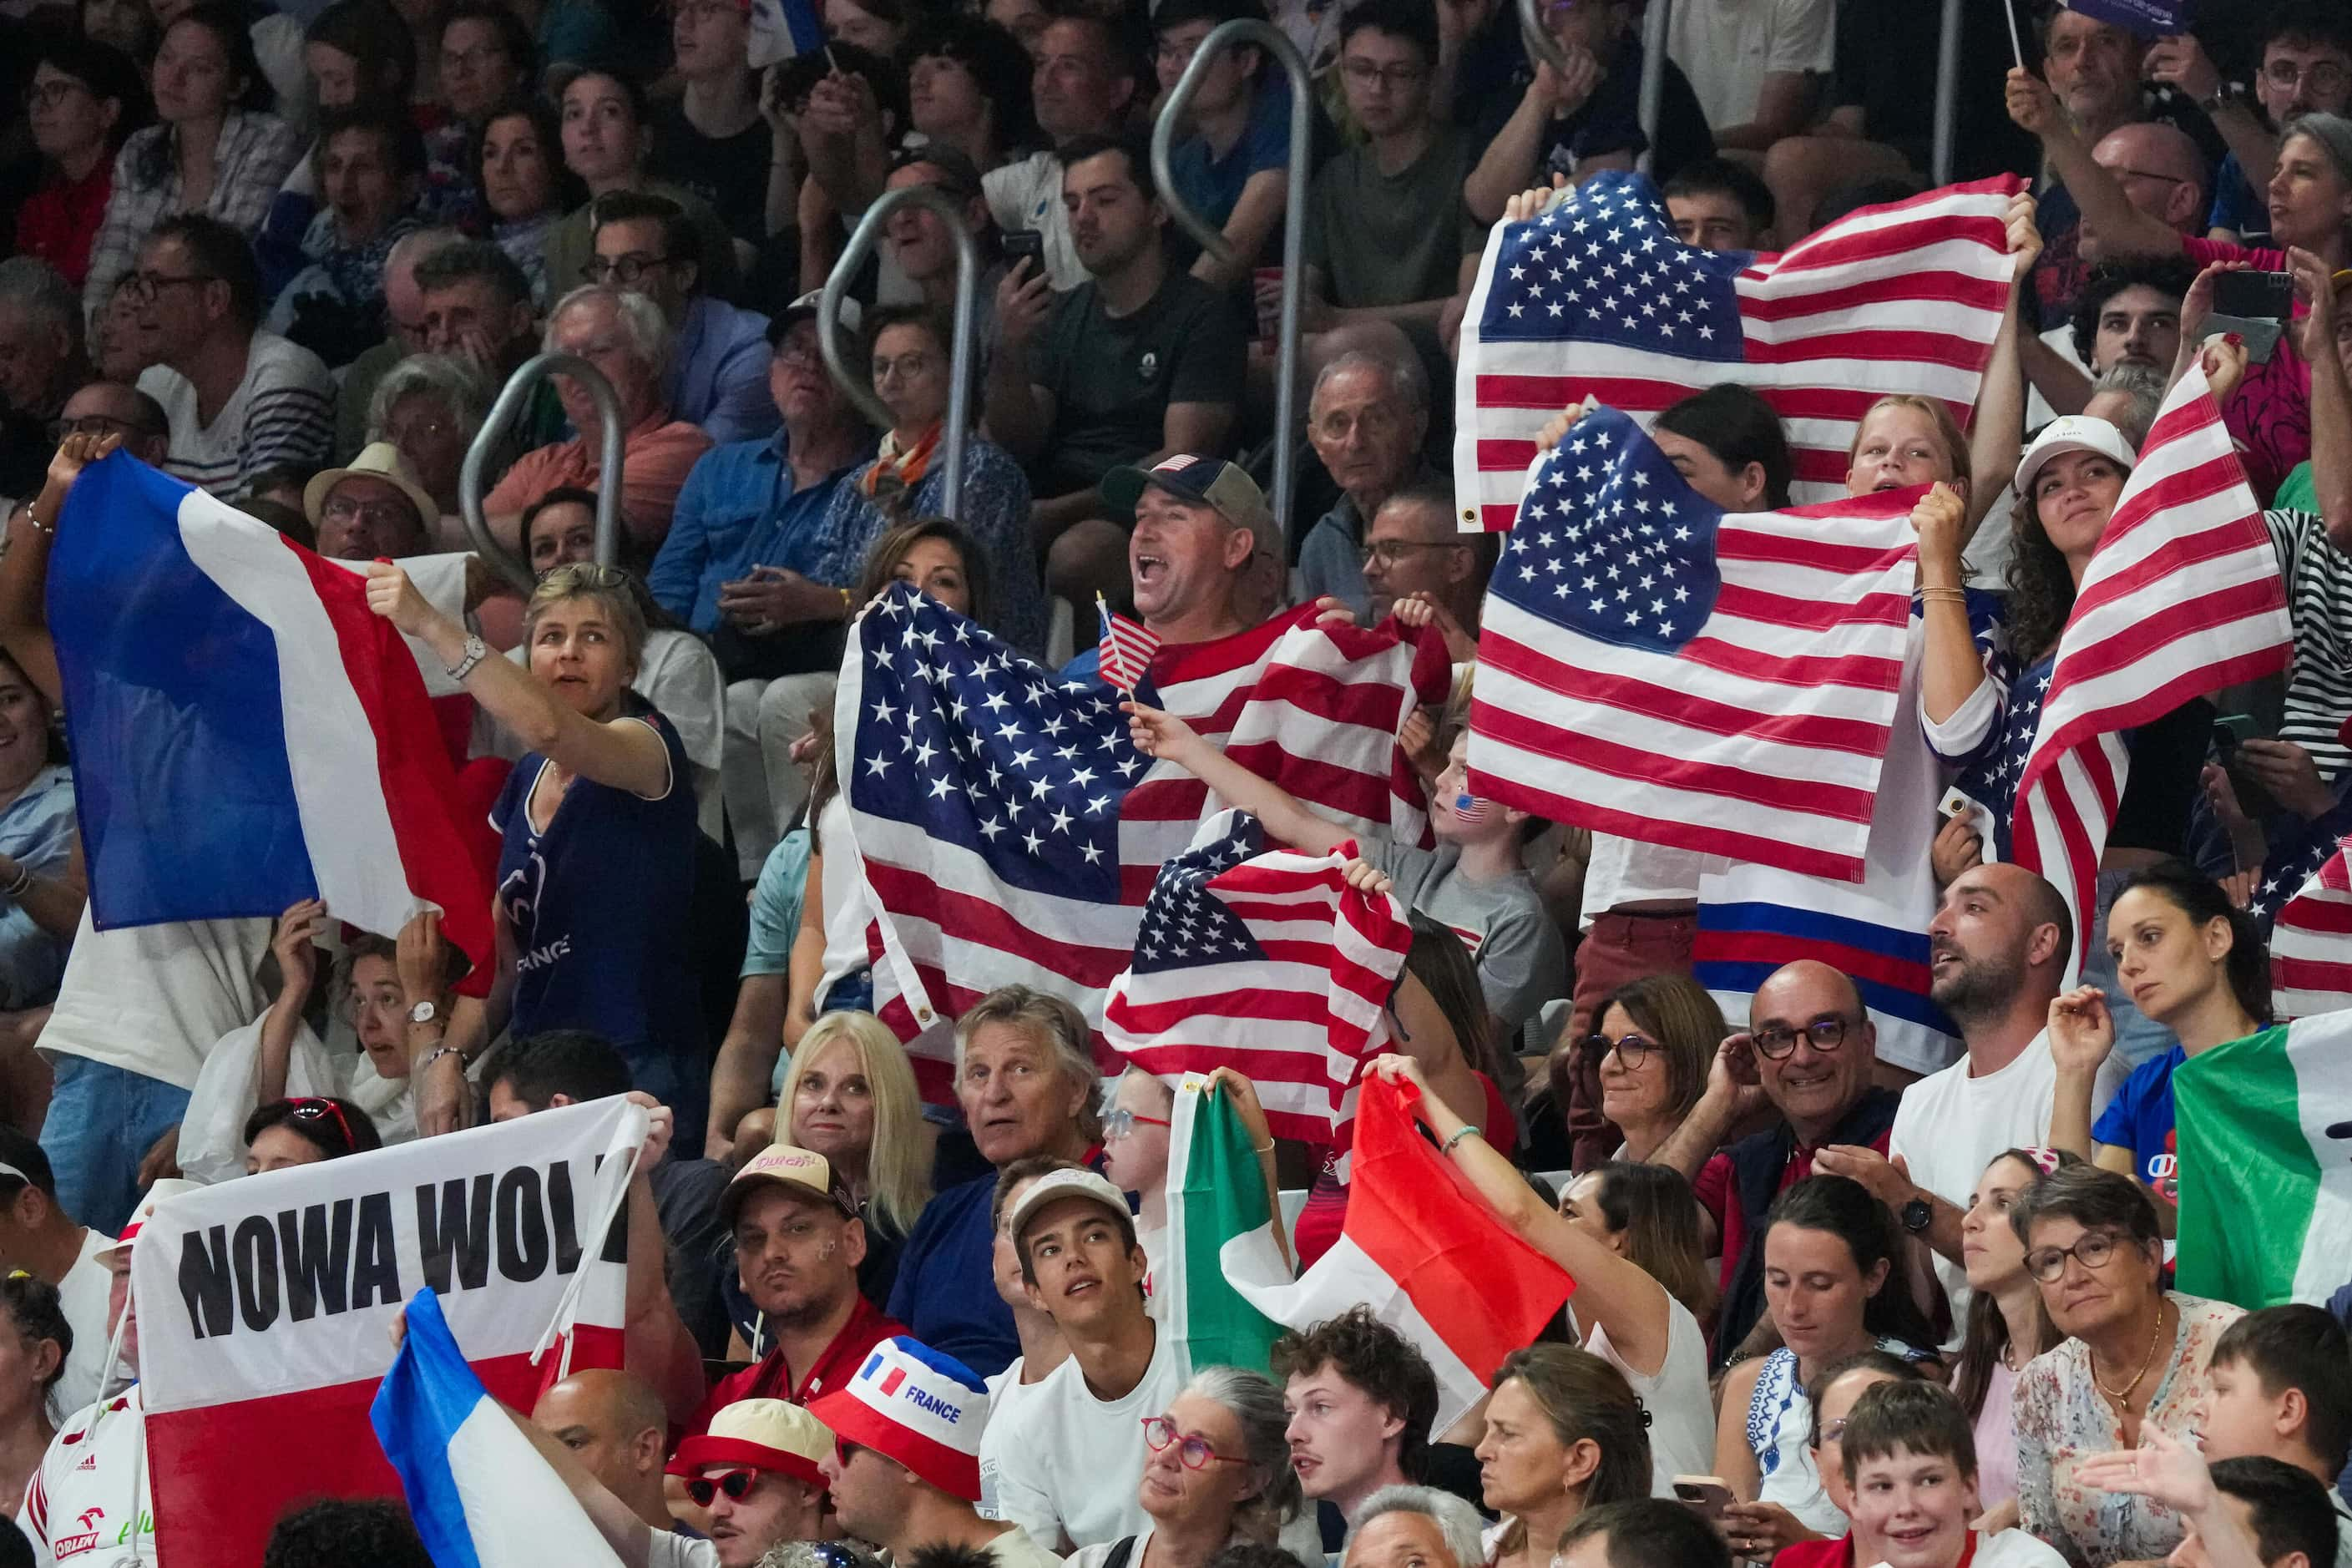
[2176,1012,2352,1307]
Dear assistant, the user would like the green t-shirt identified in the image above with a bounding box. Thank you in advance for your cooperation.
[1030,268,1247,498]
[1303,124,1482,310]
[2274,459,2316,515]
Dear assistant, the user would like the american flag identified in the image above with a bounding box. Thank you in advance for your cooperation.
[1096,595,1161,692]
[1452,172,2024,525]
[2011,361,2292,962]
[2259,833,2352,1020]
[1467,406,1921,882]
[1104,811,1410,1147]
[839,589,1442,1079]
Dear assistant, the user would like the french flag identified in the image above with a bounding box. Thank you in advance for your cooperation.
[49,454,491,969]
[372,1289,625,1568]
[746,0,822,68]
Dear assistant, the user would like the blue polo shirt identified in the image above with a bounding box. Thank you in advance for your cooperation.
[666,294,778,449]
[649,432,870,635]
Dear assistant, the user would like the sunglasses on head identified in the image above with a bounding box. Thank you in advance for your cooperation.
[288,1097,356,1151]
[684,1468,760,1507]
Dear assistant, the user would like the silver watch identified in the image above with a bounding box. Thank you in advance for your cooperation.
[445,632,489,682]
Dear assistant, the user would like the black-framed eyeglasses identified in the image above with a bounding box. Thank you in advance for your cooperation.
[439,42,510,71]
[122,271,217,302]
[1581,1031,1657,1068]
[1339,59,1426,89]
[580,253,670,285]
[1752,1014,1855,1060]
[2026,1228,2132,1283]
[23,78,91,109]
[682,1468,760,1507]
[1358,539,1469,567]
[47,413,157,444]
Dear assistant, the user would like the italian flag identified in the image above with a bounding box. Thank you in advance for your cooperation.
[2174,1010,2352,1307]
[1162,1072,1575,1426]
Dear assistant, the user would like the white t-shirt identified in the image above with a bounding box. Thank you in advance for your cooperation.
[1582,1297,1713,1496]
[1887,1030,2129,1338]
[984,152,1083,293]
[979,1353,1053,1520]
[1952,1528,2071,1568]
[988,1524,1071,1568]
[990,1327,1185,1550]
[38,910,272,1091]
[645,1529,721,1568]
[1579,834,1702,925]
[22,1384,148,1568]
[1662,0,1835,132]
[53,1229,117,1420]
[137,331,334,498]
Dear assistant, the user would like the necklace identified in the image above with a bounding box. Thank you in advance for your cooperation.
[2092,1298,2168,1402]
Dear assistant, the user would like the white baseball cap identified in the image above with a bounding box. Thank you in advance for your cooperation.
[2016,415,2137,497]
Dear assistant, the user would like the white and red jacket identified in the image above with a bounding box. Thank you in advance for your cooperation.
[21,1385,150,1568]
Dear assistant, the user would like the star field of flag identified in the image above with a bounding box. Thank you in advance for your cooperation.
[1954,655,2049,854]
[1499,406,1721,655]
[848,585,1150,904]
[1476,174,1749,362]
[2253,827,2349,929]
[1130,815,1270,975]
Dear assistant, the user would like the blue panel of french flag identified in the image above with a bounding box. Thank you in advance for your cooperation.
[747,0,822,68]
[372,1289,626,1568]
[48,453,489,966]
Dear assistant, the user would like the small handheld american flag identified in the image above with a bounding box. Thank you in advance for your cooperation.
[1098,594,1161,692]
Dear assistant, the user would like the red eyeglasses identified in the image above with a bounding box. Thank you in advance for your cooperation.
[288,1097,357,1151]
[684,1469,759,1507]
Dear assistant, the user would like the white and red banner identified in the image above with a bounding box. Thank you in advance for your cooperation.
[132,1097,644,1568]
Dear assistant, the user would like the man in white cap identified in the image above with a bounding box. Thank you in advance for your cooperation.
[691,1146,903,1434]
[662,1399,834,1568]
[303,440,438,560]
[815,1336,1062,1568]
[20,1177,201,1568]
[986,1167,1176,1551]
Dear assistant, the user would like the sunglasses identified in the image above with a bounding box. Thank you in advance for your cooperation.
[684,1469,759,1507]
[288,1097,356,1151]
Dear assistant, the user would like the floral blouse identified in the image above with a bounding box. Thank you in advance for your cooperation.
[2014,1293,2245,1567]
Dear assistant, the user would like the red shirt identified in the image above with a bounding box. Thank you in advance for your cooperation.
[690,1292,903,1434]
[1694,1124,1894,1296]
[1770,1537,1853,1568]
[14,161,114,288]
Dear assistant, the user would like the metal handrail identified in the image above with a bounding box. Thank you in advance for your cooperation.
[1515,0,1670,176]
[1930,0,1965,186]
[459,352,625,593]
[1150,18,1313,535]
[816,185,979,518]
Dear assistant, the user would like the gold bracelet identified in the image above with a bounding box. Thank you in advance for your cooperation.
[1915,586,1969,604]
[837,586,853,617]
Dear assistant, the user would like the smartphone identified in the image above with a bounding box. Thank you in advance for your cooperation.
[2212,270,2294,321]
[1002,229,1045,266]
[1672,1476,1737,1525]
[2215,712,2260,749]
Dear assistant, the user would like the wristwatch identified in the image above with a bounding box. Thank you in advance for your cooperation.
[1901,1196,1934,1234]
[409,999,441,1026]
[445,632,489,682]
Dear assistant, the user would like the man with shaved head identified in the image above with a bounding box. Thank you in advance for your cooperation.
[534,1368,676,1529]
[1651,957,1901,1362]
[2081,121,2208,261]
[1816,865,2132,1334]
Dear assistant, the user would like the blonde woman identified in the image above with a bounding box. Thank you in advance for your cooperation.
[718,1012,932,1346]
[366,559,704,1147]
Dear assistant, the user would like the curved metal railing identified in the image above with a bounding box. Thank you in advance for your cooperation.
[1151,18,1313,535]
[459,352,625,592]
[816,185,980,518]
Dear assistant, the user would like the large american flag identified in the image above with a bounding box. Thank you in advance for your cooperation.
[2011,361,2292,958]
[1453,172,2024,525]
[1104,811,1410,1148]
[2260,832,2352,1020]
[1467,407,1920,882]
[838,589,1441,1080]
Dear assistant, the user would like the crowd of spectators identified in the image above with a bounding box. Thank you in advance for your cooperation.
[1,0,2351,1565]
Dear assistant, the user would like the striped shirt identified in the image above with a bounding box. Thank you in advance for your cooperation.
[137,331,334,497]
[2265,507,2352,778]
[82,111,305,324]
